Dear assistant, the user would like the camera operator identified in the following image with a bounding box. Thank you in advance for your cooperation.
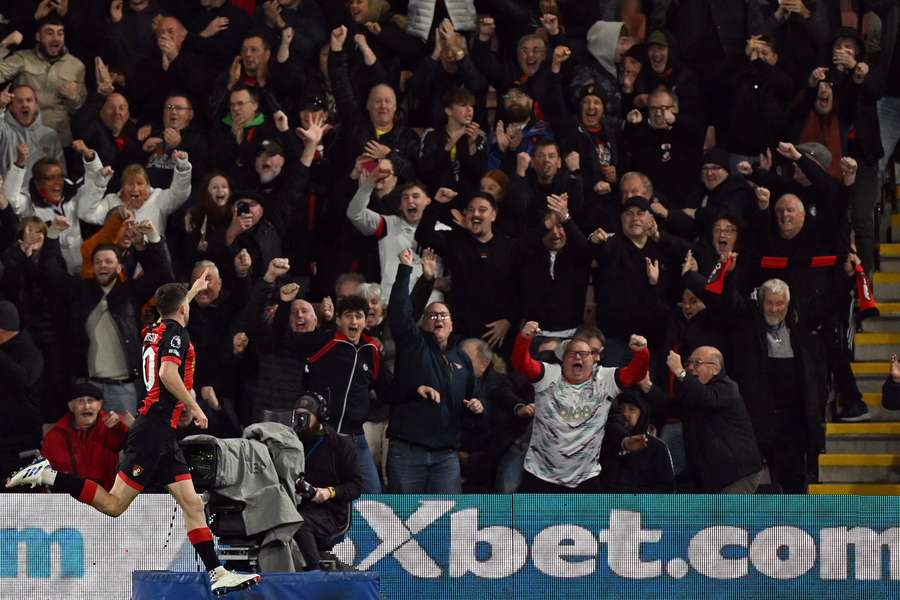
[293,393,361,571]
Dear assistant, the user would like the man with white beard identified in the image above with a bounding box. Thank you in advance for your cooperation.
[706,276,826,494]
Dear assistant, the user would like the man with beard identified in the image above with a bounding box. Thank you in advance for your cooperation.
[222,113,321,282]
[487,84,553,170]
[41,381,132,492]
[6,278,262,597]
[0,84,64,184]
[4,141,108,272]
[0,15,86,145]
[348,170,442,303]
[415,190,518,350]
[37,217,174,416]
[512,321,649,492]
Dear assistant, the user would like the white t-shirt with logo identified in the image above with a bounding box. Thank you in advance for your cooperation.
[524,363,620,487]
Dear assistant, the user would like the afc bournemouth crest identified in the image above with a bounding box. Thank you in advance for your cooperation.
[132,465,144,478]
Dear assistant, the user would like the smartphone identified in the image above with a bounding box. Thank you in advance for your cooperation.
[236,201,251,216]
[363,159,379,173]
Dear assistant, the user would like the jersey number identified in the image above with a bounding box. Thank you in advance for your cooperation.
[142,347,156,390]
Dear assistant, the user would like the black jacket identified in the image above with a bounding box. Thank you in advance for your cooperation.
[328,48,420,181]
[387,264,476,450]
[269,295,381,436]
[592,234,671,341]
[517,220,592,331]
[415,207,519,340]
[39,237,173,382]
[688,272,827,454]
[674,369,763,492]
[299,424,362,531]
[0,330,43,457]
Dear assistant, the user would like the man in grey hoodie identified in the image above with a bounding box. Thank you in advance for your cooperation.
[0,84,64,187]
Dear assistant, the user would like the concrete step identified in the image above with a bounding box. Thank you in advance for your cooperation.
[874,272,900,302]
[825,422,900,453]
[818,454,900,483]
[809,483,900,495]
[860,302,900,332]
[863,392,900,421]
[854,361,889,393]
[880,244,900,273]
[853,332,900,361]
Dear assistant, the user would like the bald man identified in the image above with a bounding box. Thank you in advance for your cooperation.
[666,345,762,493]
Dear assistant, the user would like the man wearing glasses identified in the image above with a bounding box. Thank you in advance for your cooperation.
[511,321,650,493]
[385,251,480,493]
[141,94,208,187]
[665,345,762,493]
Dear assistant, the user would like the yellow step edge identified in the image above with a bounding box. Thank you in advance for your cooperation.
[874,272,900,283]
[854,333,900,344]
[809,483,900,495]
[827,422,900,435]
[853,362,890,375]
[819,454,900,467]
[877,302,900,314]
[882,243,900,256]
[892,213,900,225]
[863,392,885,406]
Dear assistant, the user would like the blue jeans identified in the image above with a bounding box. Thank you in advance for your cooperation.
[352,433,382,494]
[660,422,687,477]
[96,381,137,415]
[387,439,461,493]
[494,441,527,494]
[878,96,900,176]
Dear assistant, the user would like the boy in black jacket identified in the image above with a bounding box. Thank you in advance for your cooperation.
[265,257,384,493]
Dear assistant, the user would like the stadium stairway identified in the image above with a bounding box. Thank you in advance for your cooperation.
[811,214,900,495]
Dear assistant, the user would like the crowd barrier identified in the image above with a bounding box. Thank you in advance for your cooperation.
[3,493,900,599]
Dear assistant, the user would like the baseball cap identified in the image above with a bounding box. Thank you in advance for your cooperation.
[257,139,284,157]
[621,196,651,212]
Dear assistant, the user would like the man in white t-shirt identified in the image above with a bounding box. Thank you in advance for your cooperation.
[511,321,650,492]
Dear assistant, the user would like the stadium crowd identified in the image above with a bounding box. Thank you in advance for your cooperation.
[0,0,899,497]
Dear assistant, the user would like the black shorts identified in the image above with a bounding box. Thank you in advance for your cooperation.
[117,415,190,491]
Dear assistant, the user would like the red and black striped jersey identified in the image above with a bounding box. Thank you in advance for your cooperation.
[139,319,195,429]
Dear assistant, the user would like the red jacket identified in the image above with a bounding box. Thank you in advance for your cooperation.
[41,411,129,490]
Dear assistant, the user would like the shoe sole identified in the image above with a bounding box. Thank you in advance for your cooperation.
[837,414,873,423]
[212,575,261,597]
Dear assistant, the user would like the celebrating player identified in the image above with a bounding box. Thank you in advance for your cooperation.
[6,273,260,596]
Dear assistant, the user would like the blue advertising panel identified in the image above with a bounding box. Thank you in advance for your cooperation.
[337,494,900,599]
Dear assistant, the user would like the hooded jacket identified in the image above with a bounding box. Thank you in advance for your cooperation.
[0,108,64,187]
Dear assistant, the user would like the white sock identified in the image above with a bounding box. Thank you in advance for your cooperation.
[210,566,228,579]
[42,467,58,486]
